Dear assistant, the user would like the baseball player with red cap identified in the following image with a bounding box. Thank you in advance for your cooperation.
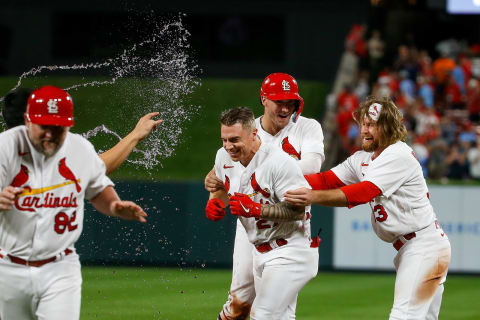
[0,85,147,320]
[208,106,318,319]
[285,96,451,320]
[205,73,324,319]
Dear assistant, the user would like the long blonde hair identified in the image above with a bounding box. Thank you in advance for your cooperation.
[353,96,407,148]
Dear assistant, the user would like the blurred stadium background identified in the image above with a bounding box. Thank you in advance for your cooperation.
[0,0,479,319]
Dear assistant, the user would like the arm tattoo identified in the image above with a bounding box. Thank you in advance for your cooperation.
[260,202,305,221]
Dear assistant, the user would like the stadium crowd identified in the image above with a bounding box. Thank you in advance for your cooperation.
[330,24,480,182]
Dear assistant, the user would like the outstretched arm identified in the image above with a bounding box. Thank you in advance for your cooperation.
[229,193,305,222]
[100,112,163,175]
[89,186,147,223]
[259,201,305,221]
[284,188,348,207]
[285,181,382,208]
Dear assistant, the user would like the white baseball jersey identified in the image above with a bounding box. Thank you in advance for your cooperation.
[214,142,311,245]
[255,116,325,164]
[0,126,113,260]
[331,141,436,243]
[256,115,324,239]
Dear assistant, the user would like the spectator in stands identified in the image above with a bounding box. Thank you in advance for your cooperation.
[440,116,457,146]
[415,105,440,139]
[452,57,466,94]
[367,30,385,80]
[467,78,480,123]
[445,74,465,110]
[418,50,433,78]
[428,138,448,180]
[417,75,434,109]
[393,45,418,81]
[432,52,455,86]
[467,133,480,180]
[446,142,469,180]
[399,70,416,100]
[459,53,472,85]
[345,24,367,59]
[354,71,370,102]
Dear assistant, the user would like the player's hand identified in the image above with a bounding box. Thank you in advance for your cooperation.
[205,198,226,221]
[0,186,23,211]
[110,200,147,223]
[204,168,225,192]
[229,193,261,218]
[131,112,163,141]
[284,188,313,206]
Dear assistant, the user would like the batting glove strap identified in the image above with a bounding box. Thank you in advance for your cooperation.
[229,193,261,218]
[205,198,226,221]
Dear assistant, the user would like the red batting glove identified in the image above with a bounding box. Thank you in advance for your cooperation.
[205,198,226,221]
[229,193,261,218]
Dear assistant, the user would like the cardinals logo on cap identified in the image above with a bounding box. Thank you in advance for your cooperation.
[47,99,59,114]
[368,103,382,121]
[282,80,291,91]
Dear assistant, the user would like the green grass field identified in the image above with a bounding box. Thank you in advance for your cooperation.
[81,267,480,319]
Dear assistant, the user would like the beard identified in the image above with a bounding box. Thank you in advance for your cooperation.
[32,139,63,157]
[361,138,379,152]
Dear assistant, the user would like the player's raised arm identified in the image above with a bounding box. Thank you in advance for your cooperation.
[89,186,147,223]
[99,112,163,175]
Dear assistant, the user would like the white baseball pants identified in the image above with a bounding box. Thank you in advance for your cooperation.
[0,253,82,320]
[389,221,451,320]
[250,236,319,320]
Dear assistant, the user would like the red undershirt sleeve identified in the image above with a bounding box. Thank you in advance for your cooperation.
[340,181,382,208]
[305,170,346,190]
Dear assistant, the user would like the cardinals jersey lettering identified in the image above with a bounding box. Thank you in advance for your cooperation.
[331,141,435,242]
[0,126,113,260]
[215,142,311,245]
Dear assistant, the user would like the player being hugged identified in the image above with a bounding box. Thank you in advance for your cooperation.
[206,107,318,320]
[285,96,451,320]
[0,86,147,320]
[205,72,325,320]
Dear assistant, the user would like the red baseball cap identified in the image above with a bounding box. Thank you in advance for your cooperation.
[26,86,74,127]
[260,73,304,122]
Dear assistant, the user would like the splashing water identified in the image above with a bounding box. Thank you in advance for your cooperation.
[1,13,201,169]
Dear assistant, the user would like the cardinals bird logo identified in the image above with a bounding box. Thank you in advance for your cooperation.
[225,175,230,193]
[10,165,29,187]
[58,158,81,193]
[250,172,271,198]
[281,137,301,160]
